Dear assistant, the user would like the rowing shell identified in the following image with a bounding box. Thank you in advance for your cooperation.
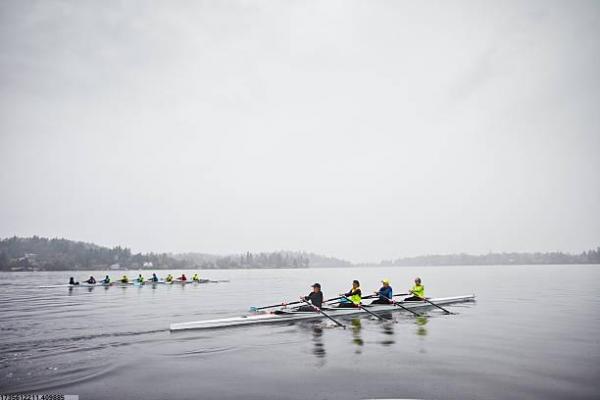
[170,295,475,331]
[38,279,215,288]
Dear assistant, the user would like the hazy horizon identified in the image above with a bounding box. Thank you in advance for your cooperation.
[1,1,599,263]
[2,234,599,264]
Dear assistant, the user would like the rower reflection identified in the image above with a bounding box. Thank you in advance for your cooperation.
[379,315,395,346]
[415,315,428,336]
[350,318,363,352]
[311,325,326,363]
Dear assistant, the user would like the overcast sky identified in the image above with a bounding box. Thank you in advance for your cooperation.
[1,1,599,262]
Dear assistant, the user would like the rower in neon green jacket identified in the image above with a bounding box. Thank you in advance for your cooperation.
[337,280,362,308]
[405,277,425,301]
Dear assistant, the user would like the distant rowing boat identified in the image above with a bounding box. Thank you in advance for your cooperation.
[170,295,475,331]
[38,279,229,288]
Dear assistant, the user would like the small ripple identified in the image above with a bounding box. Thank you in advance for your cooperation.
[172,346,235,358]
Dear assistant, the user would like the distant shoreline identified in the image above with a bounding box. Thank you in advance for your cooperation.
[1,236,598,272]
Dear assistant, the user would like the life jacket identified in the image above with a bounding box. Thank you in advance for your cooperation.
[411,284,425,298]
[349,287,362,305]
[192,275,199,281]
[166,275,173,282]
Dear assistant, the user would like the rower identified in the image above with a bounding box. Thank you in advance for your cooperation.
[297,283,324,312]
[149,273,159,282]
[85,276,96,284]
[177,273,187,281]
[371,279,393,304]
[120,275,129,284]
[338,280,362,308]
[101,275,110,284]
[405,277,425,301]
[136,274,144,284]
[165,274,174,283]
[192,273,200,282]
[69,277,79,285]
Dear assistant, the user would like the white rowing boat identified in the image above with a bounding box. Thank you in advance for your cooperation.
[170,295,475,331]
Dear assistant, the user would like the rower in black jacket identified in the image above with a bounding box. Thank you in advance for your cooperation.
[297,283,324,312]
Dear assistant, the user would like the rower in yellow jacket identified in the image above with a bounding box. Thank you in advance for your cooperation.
[192,273,201,282]
[338,280,362,308]
[405,277,425,301]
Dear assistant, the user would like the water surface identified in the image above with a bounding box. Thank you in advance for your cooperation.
[1,265,598,399]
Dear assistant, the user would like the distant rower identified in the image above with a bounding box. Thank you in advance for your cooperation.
[177,274,187,281]
[298,283,323,312]
[192,273,201,282]
[371,279,393,304]
[69,277,79,285]
[85,276,96,284]
[405,277,425,301]
[149,273,159,282]
[136,274,144,284]
[165,274,174,283]
[120,275,129,284]
[338,280,361,308]
[101,275,110,284]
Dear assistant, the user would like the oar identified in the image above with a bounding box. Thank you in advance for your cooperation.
[326,292,411,306]
[301,299,346,328]
[250,300,303,312]
[327,293,374,303]
[250,296,344,312]
[379,294,421,316]
[339,295,389,321]
[410,291,453,314]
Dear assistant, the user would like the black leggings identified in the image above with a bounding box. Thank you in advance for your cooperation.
[337,302,359,308]
[403,296,424,302]
[370,298,392,304]
[296,305,319,312]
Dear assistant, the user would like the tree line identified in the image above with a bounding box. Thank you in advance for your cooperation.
[0,236,320,271]
[379,248,600,266]
[2,236,597,271]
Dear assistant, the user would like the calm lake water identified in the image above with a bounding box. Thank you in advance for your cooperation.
[1,265,599,400]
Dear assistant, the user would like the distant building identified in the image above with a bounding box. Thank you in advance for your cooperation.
[109,263,121,270]
[143,261,153,268]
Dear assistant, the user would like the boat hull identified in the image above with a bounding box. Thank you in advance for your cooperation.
[169,295,475,331]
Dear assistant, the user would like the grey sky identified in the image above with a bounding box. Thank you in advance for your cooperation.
[1,1,599,262]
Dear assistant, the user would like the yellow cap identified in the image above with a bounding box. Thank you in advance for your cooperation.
[382,279,390,284]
